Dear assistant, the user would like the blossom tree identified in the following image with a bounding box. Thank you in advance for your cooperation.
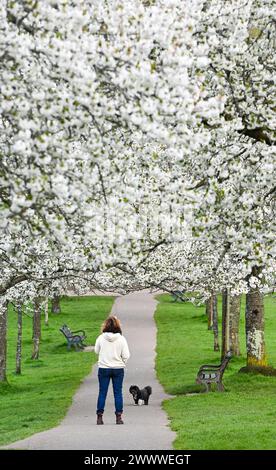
[1,0,275,382]
[0,0,224,381]
[0,0,222,289]
[95,0,276,369]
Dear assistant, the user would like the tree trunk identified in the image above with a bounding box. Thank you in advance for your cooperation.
[229,294,241,356]
[0,299,8,382]
[16,304,23,374]
[221,288,230,359]
[206,298,213,330]
[51,295,61,314]
[44,297,49,326]
[32,300,41,360]
[245,287,267,368]
[212,295,220,351]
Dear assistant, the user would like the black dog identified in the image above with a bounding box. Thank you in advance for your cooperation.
[129,385,152,405]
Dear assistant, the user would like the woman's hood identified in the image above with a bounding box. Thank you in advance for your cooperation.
[102,332,121,342]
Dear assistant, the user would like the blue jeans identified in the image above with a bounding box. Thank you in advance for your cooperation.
[97,368,124,414]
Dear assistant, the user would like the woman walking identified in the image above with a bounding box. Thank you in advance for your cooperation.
[94,316,130,425]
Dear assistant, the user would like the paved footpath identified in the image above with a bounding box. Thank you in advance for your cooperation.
[5,291,176,450]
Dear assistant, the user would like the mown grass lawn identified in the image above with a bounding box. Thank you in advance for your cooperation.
[155,294,276,450]
[0,295,114,446]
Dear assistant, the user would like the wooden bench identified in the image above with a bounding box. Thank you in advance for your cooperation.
[196,352,232,392]
[171,290,186,302]
[60,324,87,351]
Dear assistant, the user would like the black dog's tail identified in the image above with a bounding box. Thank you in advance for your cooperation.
[145,386,152,395]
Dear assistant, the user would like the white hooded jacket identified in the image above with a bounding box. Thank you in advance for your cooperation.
[94,332,130,368]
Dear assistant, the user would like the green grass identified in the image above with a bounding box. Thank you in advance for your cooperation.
[0,295,114,446]
[155,294,276,450]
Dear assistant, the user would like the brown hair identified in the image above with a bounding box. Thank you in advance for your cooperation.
[101,316,122,334]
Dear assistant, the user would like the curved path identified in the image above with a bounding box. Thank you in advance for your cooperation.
[5,291,175,450]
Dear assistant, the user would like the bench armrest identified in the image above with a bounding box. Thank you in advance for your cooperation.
[199,364,221,370]
[72,329,86,336]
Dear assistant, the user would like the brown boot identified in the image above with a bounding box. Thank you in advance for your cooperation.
[97,413,104,425]
[116,413,124,425]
